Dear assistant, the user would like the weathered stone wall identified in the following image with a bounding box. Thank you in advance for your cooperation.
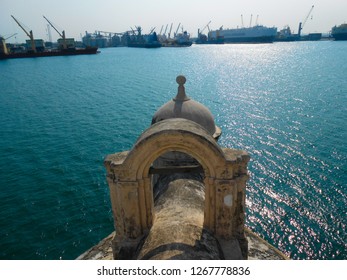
[104,118,252,259]
[77,229,289,260]
[77,76,289,260]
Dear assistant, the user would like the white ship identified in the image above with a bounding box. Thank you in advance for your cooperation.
[331,24,347,41]
[209,25,277,43]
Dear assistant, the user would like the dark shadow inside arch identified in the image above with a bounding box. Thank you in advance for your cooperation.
[132,150,226,260]
[150,151,205,202]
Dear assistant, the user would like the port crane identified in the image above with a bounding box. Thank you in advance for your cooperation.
[149,27,156,35]
[0,33,17,41]
[168,23,173,38]
[174,23,181,37]
[163,24,169,37]
[298,5,314,37]
[11,15,36,52]
[198,21,211,37]
[0,33,17,55]
[43,16,67,49]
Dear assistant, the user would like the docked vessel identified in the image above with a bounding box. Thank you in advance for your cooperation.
[331,24,347,41]
[165,23,192,47]
[0,46,98,60]
[275,26,298,42]
[194,33,224,44]
[161,31,192,47]
[0,15,98,60]
[208,25,277,43]
[173,31,192,46]
[195,21,224,44]
[195,37,223,44]
[157,23,192,47]
[125,27,162,48]
[275,6,321,42]
[300,33,322,41]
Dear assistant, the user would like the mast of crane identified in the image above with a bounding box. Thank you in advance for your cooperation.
[163,24,168,37]
[0,33,17,55]
[168,23,173,39]
[47,24,52,43]
[198,21,211,37]
[11,15,36,52]
[0,36,9,55]
[43,16,67,49]
[249,14,253,27]
[298,5,314,37]
[174,23,181,37]
[4,33,17,40]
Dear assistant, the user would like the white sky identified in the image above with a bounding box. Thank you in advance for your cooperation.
[1,0,347,43]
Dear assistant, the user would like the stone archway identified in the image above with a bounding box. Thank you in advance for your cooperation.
[105,118,249,259]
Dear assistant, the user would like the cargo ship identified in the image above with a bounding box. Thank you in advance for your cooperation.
[159,24,192,47]
[208,25,277,44]
[125,26,162,48]
[0,15,98,60]
[195,21,224,44]
[331,23,347,41]
[0,45,98,60]
[195,32,224,44]
[275,6,321,42]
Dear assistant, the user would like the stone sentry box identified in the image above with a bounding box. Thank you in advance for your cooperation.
[104,76,250,259]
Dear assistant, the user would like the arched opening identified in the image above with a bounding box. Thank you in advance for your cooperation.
[105,118,249,259]
[136,149,224,259]
[121,119,226,235]
[150,151,204,201]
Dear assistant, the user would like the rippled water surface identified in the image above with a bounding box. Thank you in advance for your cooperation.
[0,42,346,259]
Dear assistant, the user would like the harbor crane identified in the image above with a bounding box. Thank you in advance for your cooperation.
[130,27,138,36]
[9,33,17,40]
[43,16,67,49]
[11,15,36,52]
[1,33,17,40]
[198,21,211,37]
[149,27,156,35]
[255,15,259,26]
[298,5,314,37]
[163,24,168,37]
[174,23,181,37]
[168,23,173,38]
[0,33,17,55]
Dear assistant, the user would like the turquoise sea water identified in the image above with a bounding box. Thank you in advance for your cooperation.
[0,42,346,260]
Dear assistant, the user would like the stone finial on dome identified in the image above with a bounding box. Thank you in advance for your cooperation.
[173,75,190,101]
[151,75,222,140]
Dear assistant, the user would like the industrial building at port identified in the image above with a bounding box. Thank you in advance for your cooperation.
[2,4,346,55]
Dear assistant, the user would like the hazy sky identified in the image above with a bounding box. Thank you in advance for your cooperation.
[1,0,346,43]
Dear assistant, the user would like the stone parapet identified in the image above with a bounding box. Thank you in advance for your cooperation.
[77,229,289,260]
[92,76,288,260]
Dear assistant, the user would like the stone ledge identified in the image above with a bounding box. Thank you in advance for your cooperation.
[244,228,289,260]
[76,233,114,260]
[76,228,289,260]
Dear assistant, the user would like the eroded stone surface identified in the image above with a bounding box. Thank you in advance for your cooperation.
[77,229,289,260]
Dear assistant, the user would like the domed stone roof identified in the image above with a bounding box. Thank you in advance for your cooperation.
[151,76,221,139]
